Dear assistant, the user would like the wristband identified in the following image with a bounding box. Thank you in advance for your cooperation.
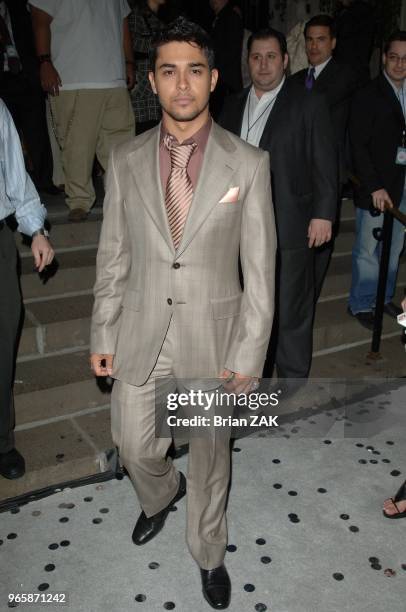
[32,228,50,238]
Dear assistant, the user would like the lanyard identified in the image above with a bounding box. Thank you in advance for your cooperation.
[245,89,276,141]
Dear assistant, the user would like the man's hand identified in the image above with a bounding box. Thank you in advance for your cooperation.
[126,63,136,90]
[402,297,406,312]
[307,218,332,248]
[40,62,62,95]
[220,369,259,395]
[90,354,114,377]
[371,189,393,212]
[31,235,54,272]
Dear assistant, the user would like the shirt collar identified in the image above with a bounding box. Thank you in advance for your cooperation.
[160,116,212,149]
[310,55,332,79]
[250,75,286,105]
[384,70,406,97]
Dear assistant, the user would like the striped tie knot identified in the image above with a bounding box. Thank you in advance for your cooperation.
[164,134,197,169]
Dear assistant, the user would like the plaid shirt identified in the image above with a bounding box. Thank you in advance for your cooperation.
[128,3,162,123]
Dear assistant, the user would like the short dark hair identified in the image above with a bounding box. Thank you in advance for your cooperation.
[304,14,337,39]
[384,30,406,54]
[247,28,288,56]
[149,17,215,71]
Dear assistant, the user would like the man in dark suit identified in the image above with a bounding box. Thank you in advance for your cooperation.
[348,30,406,330]
[291,14,358,300]
[209,0,243,118]
[0,0,56,194]
[219,28,337,380]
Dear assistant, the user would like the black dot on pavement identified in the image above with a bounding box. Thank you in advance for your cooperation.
[48,543,59,550]
[38,584,49,591]
[84,497,93,502]
[333,573,344,581]
[355,443,364,448]
[358,459,367,464]
[369,557,379,564]
[60,540,70,547]
[288,491,298,496]
[45,564,55,572]
[401,564,406,571]
[99,508,109,514]
[261,556,271,564]
[255,605,267,612]
[272,459,281,464]
[323,440,332,444]
[244,584,255,592]
[134,594,146,602]
[391,470,401,477]
[92,517,102,524]
[372,450,381,455]
[386,441,394,445]
[59,517,69,523]
[349,526,359,533]
[382,459,391,463]
[318,488,327,494]
[369,460,378,464]
[288,514,300,523]
[226,544,237,552]
[273,483,282,489]
[163,603,175,610]
[169,506,177,512]
[7,533,17,539]
[149,562,160,569]
[256,538,266,545]
[371,563,382,570]
[232,447,241,452]
[0,540,3,546]
[340,514,350,520]
[56,454,64,460]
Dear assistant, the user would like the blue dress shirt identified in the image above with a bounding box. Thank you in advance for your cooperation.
[0,99,46,236]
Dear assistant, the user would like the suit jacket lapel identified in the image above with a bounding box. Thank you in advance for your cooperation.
[127,126,175,254]
[379,73,405,128]
[314,58,337,91]
[176,123,239,257]
[259,80,289,148]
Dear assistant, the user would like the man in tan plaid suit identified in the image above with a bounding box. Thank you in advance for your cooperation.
[90,18,276,610]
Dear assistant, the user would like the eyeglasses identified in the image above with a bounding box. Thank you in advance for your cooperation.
[387,54,406,65]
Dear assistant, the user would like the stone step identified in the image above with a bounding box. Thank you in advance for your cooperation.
[20,248,97,300]
[14,350,111,423]
[0,406,113,500]
[19,294,93,357]
[320,254,406,300]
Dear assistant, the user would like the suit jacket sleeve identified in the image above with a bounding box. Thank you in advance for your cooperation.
[349,89,383,195]
[307,93,338,220]
[224,150,277,377]
[90,146,131,355]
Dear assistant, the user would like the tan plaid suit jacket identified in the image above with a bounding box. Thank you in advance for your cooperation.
[91,122,276,385]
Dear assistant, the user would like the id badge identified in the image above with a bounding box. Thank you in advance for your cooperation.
[396,147,406,165]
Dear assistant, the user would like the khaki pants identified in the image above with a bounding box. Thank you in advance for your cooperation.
[49,88,135,212]
[111,321,231,570]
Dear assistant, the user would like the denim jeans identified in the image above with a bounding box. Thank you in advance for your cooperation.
[349,188,406,314]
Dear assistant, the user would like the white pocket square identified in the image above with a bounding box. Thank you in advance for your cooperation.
[219,186,240,203]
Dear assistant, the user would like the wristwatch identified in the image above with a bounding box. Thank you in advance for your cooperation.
[32,228,50,238]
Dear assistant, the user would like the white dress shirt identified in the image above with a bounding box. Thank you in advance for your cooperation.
[240,76,286,147]
[0,101,46,235]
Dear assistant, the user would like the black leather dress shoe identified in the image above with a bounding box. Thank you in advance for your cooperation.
[200,564,231,609]
[132,472,186,545]
[383,302,403,318]
[0,448,25,479]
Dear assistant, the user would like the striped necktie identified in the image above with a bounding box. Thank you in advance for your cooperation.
[164,134,197,249]
[305,66,316,90]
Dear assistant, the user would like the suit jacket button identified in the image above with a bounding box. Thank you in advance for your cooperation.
[167,298,173,305]
[173,263,180,269]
